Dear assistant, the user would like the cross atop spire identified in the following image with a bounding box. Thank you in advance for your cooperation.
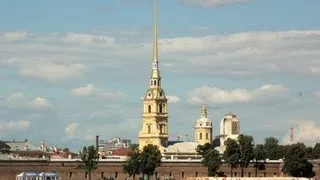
[201,104,208,118]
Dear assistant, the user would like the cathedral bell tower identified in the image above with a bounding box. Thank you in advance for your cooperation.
[138,0,168,152]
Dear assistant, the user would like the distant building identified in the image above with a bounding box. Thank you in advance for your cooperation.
[98,137,131,157]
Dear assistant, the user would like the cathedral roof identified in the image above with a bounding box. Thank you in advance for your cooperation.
[165,141,198,154]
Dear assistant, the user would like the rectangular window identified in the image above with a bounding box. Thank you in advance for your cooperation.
[148,125,151,133]
[199,133,202,140]
[248,172,251,177]
[85,172,88,178]
[206,133,208,140]
[232,122,238,134]
[115,172,118,178]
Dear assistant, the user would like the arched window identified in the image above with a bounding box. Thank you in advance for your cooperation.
[162,104,165,112]
[148,105,151,113]
[159,104,163,113]
[199,133,202,140]
[154,80,157,85]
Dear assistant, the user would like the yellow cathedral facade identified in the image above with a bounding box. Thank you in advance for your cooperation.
[138,0,240,156]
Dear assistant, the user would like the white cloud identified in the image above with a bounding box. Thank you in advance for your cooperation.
[187,84,287,104]
[1,30,320,81]
[180,0,252,8]
[3,92,53,109]
[65,123,79,138]
[19,62,86,81]
[0,120,30,132]
[1,32,27,41]
[28,97,53,109]
[283,120,320,145]
[167,96,181,103]
[71,84,126,99]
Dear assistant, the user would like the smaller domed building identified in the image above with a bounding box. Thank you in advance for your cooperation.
[194,105,213,145]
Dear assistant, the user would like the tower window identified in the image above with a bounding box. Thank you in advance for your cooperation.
[159,92,162,96]
[159,104,163,113]
[154,80,157,85]
[148,125,151,133]
[148,105,151,113]
[206,133,208,140]
[199,133,202,140]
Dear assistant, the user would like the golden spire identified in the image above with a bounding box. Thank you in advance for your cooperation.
[153,0,158,64]
[201,104,208,118]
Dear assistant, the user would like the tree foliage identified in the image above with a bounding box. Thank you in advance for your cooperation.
[139,144,162,176]
[238,135,254,177]
[253,144,266,177]
[0,141,10,154]
[202,149,222,176]
[283,143,315,178]
[223,138,240,177]
[123,144,162,179]
[264,137,282,160]
[123,150,141,177]
[312,143,320,159]
[78,145,100,180]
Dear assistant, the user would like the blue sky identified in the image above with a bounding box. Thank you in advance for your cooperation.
[0,0,320,151]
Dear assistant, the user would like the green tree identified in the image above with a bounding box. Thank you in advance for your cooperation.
[130,144,139,151]
[238,134,254,177]
[139,144,162,180]
[202,149,222,176]
[196,143,213,156]
[312,143,320,159]
[253,144,266,177]
[283,143,315,177]
[212,137,221,148]
[78,145,100,180]
[264,137,281,160]
[223,138,240,177]
[0,141,10,154]
[123,150,141,179]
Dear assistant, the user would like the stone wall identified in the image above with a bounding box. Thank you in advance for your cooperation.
[0,160,319,180]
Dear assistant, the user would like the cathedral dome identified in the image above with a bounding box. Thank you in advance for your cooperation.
[195,105,212,128]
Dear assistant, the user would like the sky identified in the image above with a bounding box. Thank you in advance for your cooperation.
[0,0,320,151]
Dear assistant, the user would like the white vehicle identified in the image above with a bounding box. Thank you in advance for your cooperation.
[16,172,60,180]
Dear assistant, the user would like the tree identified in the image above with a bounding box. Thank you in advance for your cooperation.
[124,150,141,179]
[0,141,10,154]
[78,145,100,180]
[238,135,254,177]
[139,144,162,180]
[212,137,221,148]
[264,137,281,160]
[130,144,139,151]
[196,143,212,156]
[312,143,320,159]
[196,138,220,157]
[283,143,315,178]
[253,144,266,177]
[202,149,222,176]
[223,138,240,177]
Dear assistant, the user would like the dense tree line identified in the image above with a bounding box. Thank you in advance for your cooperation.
[197,135,319,178]
[123,144,162,180]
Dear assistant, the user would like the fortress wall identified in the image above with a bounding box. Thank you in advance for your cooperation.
[0,160,319,180]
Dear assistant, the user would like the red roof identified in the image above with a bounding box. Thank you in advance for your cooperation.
[111,147,133,156]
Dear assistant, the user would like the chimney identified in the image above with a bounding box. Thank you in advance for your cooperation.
[96,135,99,150]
